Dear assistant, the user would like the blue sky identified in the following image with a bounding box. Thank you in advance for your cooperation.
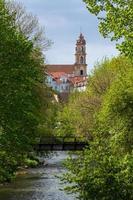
[16,0,119,72]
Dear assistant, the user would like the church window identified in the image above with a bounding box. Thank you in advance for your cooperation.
[80,70,83,75]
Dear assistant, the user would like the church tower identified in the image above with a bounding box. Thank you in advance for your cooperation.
[74,33,87,76]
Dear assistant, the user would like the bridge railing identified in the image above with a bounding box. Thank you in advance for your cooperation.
[39,136,86,144]
[34,136,88,151]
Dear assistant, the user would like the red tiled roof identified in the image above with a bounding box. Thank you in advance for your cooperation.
[46,64,75,74]
[49,72,67,79]
[48,71,68,85]
[69,76,87,85]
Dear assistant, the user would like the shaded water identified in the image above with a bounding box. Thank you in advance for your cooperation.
[0,152,76,200]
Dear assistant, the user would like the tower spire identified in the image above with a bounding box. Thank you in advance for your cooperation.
[75,33,86,65]
[74,33,87,76]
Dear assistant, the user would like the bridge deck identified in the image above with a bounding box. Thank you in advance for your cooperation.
[34,137,88,151]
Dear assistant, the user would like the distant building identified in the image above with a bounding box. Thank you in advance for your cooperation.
[46,33,88,96]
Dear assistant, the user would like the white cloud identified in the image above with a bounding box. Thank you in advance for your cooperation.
[15,0,119,71]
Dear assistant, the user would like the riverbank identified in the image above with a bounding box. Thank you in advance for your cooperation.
[0,154,49,186]
[0,152,76,200]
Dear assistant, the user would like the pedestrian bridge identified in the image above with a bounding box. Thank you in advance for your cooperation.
[34,137,88,151]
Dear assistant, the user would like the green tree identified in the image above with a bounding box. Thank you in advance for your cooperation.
[59,57,133,200]
[98,67,133,154]
[38,88,60,138]
[6,0,51,51]
[83,0,133,58]
[56,92,84,138]
[0,0,50,182]
[57,57,131,139]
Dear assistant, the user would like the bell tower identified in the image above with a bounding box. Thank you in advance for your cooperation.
[75,33,87,76]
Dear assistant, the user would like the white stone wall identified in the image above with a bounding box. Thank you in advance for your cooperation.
[46,75,70,93]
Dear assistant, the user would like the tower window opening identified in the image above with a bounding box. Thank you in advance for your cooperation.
[80,70,83,75]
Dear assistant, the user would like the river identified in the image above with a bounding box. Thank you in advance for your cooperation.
[0,152,76,200]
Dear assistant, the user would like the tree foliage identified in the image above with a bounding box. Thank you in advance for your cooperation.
[99,67,133,154]
[0,0,52,182]
[83,0,133,58]
[56,57,131,139]
[59,57,133,200]
[5,0,51,51]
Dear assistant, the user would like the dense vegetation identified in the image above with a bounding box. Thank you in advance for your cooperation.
[56,1,133,199]
[57,56,133,200]
[0,1,132,200]
[0,0,56,183]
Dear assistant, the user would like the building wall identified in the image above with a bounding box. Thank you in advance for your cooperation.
[46,75,70,93]
[46,34,88,95]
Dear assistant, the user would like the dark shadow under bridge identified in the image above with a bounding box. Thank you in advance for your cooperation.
[34,137,88,151]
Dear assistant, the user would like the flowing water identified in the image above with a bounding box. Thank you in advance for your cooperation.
[0,152,76,200]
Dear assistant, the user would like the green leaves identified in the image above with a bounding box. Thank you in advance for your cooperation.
[59,56,133,200]
[83,0,133,59]
[0,0,50,183]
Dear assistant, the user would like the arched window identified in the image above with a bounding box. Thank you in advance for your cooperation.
[80,70,83,75]
[80,56,84,64]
